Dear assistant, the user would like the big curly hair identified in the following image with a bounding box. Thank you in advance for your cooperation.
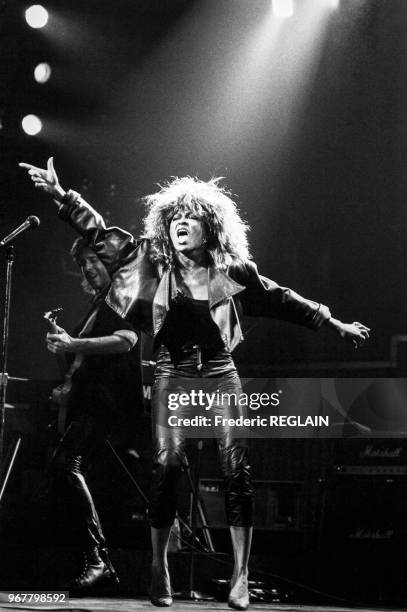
[142,176,251,268]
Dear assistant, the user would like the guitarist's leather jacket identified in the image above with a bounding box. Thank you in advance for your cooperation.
[58,190,332,351]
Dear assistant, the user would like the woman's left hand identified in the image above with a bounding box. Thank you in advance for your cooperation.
[330,319,371,349]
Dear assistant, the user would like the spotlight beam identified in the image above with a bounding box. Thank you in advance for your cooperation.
[272,0,294,18]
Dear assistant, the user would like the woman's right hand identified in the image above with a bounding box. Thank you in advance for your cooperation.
[19,157,66,201]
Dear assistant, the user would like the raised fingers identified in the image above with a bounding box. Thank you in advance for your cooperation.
[19,162,45,173]
[47,156,55,173]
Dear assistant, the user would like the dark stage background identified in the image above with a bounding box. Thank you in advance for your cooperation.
[2,2,407,606]
[1,0,406,379]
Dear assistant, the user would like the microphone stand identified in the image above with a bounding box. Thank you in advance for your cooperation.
[175,440,214,602]
[0,245,21,504]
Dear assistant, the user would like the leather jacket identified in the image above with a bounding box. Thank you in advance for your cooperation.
[59,190,331,352]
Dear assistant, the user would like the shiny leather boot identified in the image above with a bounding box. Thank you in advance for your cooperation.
[68,546,119,595]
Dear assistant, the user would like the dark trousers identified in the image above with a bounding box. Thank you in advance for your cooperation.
[149,347,254,528]
[50,414,107,549]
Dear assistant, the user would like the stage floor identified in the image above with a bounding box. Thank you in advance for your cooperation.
[0,598,403,612]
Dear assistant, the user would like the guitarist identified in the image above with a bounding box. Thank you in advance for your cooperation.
[45,236,143,592]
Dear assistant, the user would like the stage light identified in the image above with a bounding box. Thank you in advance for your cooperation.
[21,114,42,136]
[327,0,339,8]
[272,0,294,18]
[25,5,48,29]
[34,62,51,83]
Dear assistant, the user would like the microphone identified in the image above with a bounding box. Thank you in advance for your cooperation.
[0,216,40,248]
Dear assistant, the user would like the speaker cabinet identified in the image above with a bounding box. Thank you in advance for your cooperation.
[199,478,304,530]
[319,476,407,602]
[198,478,305,560]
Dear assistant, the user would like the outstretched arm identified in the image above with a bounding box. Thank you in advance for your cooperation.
[234,261,371,349]
[19,157,107,234]
[19,157,137,270]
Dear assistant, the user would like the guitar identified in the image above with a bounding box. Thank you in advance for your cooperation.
[44,307,84,433]
[43,308,65,378]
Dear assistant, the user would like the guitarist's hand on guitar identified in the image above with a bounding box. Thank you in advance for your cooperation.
[47,328,77,354]
[19,157,66,203]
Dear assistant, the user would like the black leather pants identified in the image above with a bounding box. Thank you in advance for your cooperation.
[50,414,107,549]
[149,346,253,528]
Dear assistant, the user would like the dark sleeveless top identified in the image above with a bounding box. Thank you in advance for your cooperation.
[155,295,237,377]
[159,294,224,352]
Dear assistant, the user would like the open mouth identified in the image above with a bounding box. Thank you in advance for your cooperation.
[177,227,188,238]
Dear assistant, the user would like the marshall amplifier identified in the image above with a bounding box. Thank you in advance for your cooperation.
[319,470,407,602]
[316,438,407,601]
[332,437,407,477]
